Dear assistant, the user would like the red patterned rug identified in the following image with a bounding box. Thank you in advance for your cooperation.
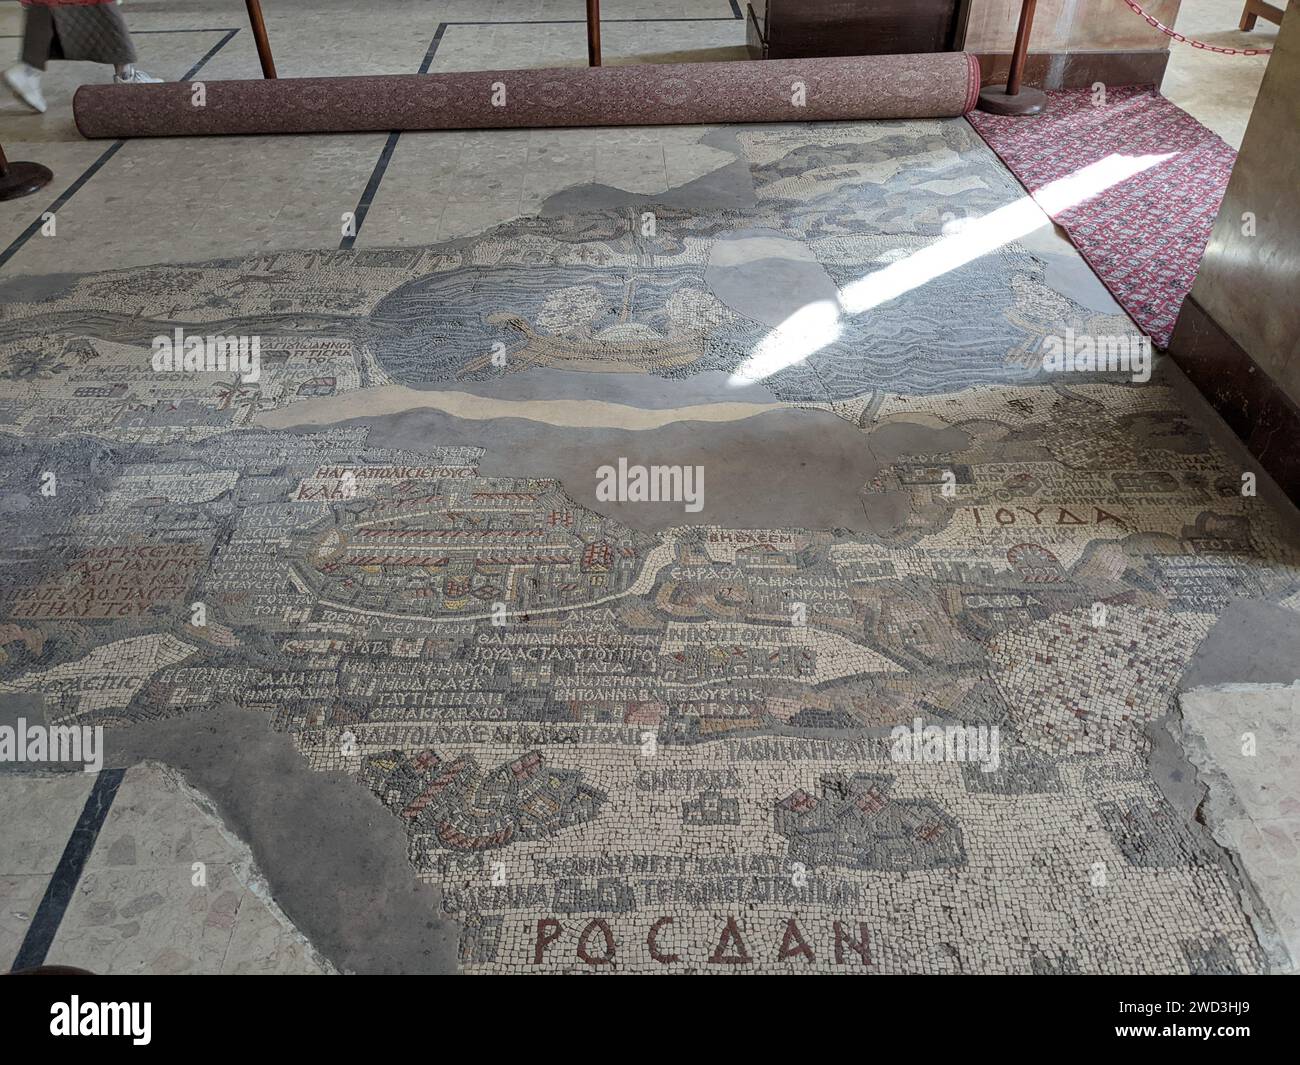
[967,86,1237,348]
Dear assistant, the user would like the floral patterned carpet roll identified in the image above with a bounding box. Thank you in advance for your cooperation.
[73,53,982,139]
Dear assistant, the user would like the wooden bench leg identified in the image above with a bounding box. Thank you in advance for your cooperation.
[1241,0,1285,30]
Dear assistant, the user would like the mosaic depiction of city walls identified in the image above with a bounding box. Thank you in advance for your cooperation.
[1,119,1297,972]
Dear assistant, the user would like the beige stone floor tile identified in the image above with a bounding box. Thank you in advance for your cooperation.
[10,240,82,276]
[439,200,525,240]
[181,193,280,225]
[225,16,432,79]
[599,14,748,62]
[521,164,597,204]
[32,761,334,974]
[595,144,668,193]
[516,192,552,214]
[366,174,458,214]
[521,127,602,151]
[461,128,532,150]
[654,123,726,144]
[366,176,455,215]
[220,880,332,974]
[1239,817,1300,958]
[169,214,283,254]
[591,126,677,147]
[0,142,106,249]
[383,130,470,172]
[0,773,95,875]
[360,191,452,238]
[291,167,375,199]
[457,139,530,175]
[1160,0,1277,150]
[45,861,243,974]
[664,141,740,186]
[273,197,358,231]
[0,873,51,971]
[1180,684,1300,972]
[0,0,747,279]
[355,210,447,248]
[86,762,233,873]
[525,141,597,172]
[304,136,394,171]
[447,173,525,205]
[261,229,344,255]
[16,218,195,275]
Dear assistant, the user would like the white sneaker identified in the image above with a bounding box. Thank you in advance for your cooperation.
[113,67,163,85]
[4,64,46,113]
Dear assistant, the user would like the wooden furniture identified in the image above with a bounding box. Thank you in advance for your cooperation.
[1240,0,1285,30]
[976,0,1046,116]
[746,0,972,59]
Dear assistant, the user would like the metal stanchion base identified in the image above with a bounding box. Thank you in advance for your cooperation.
[0,160,54,201]
[977,84,1048,116]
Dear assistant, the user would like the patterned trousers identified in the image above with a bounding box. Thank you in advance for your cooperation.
[21,5,137,70]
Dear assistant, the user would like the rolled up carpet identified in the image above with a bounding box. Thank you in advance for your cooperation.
[74,53,981,139]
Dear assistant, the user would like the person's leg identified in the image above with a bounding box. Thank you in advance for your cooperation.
[113,63,163,84]
[5,9,54,113]
[41,3,135,65]
[42,4,158,80]
[88,6,162,84]
[20,7,59,71]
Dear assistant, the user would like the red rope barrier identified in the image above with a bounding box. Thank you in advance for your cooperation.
[1121,0,1273,55]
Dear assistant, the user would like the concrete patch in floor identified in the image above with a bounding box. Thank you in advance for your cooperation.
[1017,224,1126,317]
[1174,684,1300,973]
[0,759,336,974]
[258,382,785,433]
[276,404,967,535]
[706,229,840,328]
[98,705,458,975]
[46,762,335,975]
[542,129,755,215]
[409,367,783,409]
[1180,599,1300,690]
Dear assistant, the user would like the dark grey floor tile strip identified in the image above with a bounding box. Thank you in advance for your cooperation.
[344,10,744,247]
[0,28,238,273]
[340,24,448,250]
[10,768,127,972]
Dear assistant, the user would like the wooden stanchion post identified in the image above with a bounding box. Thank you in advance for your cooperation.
[587,0,602,66]
[246,0,278,79]
[977,0,1047,115]
[0,141,53,202]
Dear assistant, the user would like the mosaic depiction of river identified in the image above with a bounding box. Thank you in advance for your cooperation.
[1,121,1296,971]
